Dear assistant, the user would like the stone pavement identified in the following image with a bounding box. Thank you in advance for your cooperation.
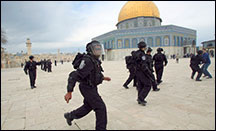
[1,58,215,130]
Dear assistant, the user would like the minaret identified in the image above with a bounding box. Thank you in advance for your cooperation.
[26,38,32,56]
[57,49,60,62]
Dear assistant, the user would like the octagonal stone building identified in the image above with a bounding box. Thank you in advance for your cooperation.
[92,1,197,61]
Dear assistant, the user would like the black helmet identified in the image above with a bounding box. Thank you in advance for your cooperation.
[29,55,34,60]
[138,42,146,48]
[146,47,152,53]
[197,50,203,55]
[86,40,102,58]
[157,48,163,52]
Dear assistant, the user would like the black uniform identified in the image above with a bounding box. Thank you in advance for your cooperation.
[55,60,57,66]
[134,49,152,104]
[153,52,168,84]
[146,54,159,90]
[24,60,41,88]
[43,59,47,71]
[40,60,44,70]
[47,60,52,72]
[190,54,205,80]
[66,54,107,130]
[123,52,137,88]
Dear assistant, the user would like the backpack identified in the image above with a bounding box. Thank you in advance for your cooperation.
[125,53,136,69]
[72,53,86,69]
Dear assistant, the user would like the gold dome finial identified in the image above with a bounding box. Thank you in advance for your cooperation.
[118,1,161,23]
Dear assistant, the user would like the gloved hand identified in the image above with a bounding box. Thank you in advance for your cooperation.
[64,92,72,103]
[25,71,28,75]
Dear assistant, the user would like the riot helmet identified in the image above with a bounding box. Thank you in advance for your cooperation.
[86,40,102,58]
[138,42,147,48]
[157,48,163,52]
[29,55,34,60]
[146,47,152,53]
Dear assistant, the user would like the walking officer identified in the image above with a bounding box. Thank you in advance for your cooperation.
[24,55,41,89]
[64,40,111,130]
[133,41,153,106]
[153,48,168,85]
[123,51,137,89]
[146,47,160,91]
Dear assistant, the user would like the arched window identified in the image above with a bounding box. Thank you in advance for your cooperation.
[156,37,161,46]
[117,39,122,48]
[111,40,114,48]
[132,38,137,48]
[125,39,129,48]
[147,37,153,47]
[164,36,169,46]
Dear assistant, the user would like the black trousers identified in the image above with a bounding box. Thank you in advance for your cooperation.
[136,72,151,101]
[70,84,107,130]
[149,73,158,90]
[190,65,202,80]
[154,64,164,83]
[48,67,52,72]
[28,70,36,87]
[123,69,137,87]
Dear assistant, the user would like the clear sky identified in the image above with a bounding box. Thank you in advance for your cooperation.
[1,1,215,54]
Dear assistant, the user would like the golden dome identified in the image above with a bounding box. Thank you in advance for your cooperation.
[118,1,161,23]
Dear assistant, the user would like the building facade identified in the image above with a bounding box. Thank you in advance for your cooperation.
[201,40,215,57]
[92,1,197,61]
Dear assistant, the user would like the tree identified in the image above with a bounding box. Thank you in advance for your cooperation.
[1,28,8,45]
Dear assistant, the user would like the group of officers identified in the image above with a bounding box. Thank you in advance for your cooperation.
[123,41,168,106]
[40,59,52,72]
[23,40,212,130]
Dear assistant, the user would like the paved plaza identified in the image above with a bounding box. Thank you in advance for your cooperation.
[1,58,215,130]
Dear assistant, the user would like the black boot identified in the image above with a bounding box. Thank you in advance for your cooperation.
[137,99,146,106]
[196,79,202,81]
[64,113,73,126]
[153,88,160,91]
[123,85,129,89]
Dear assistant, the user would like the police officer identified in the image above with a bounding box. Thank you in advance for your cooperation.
[153,48,168,85]
[146,47,160,91]
[190,50,205,81]
[47,59,52,72]
[24,55,41,89]
[134,42,152,106]
[43,59,47,72]
[64,40,111,130]
[55,60,57,66]
[123,51,137,89]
